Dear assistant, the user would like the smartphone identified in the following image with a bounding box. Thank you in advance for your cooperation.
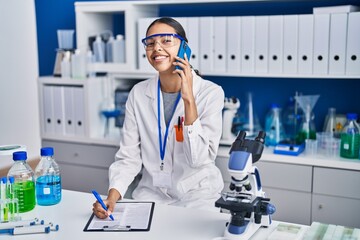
[175,40,192,70]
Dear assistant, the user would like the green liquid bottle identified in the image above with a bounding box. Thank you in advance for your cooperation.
[7,151,36,213]
[340,113,360,159]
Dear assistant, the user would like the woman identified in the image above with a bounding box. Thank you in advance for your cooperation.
[93,17,224,219]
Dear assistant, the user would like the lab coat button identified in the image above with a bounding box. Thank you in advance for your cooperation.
[188,130,192,134]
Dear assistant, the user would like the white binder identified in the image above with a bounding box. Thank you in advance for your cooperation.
[73,86,86,136]
[298,14,314,74]
[137,18,156,72]
[63,86,75,135]
[52,86,65,135]
[268,15,283,74]
[187,17,200,71]
[255,16,269,73]
[345,12,360,75]
[313,14,331,75]
[174,17,188,33]
[199,17,214,73]
[241,16,255,73]
[283,15,298,74]
[43,85,54,134]
[329,13,348,75]
[226,16,241,73]
[213,17,227,73]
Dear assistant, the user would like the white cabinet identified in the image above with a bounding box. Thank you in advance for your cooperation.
[312,167,360,228]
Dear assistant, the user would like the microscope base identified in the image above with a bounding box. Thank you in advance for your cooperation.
[224,221,261,240]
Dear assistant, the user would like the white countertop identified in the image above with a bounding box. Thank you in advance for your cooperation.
[0,190,309,240]
[218,146,360,171]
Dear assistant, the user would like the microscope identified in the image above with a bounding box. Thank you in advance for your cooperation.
[215,131,276,240]
[221,97,240,145]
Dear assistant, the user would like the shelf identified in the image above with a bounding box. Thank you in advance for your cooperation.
[41,134,120,147]
[217,145,360,171]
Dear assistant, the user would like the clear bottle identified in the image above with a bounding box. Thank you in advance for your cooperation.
[60,51,71,78]
[71,49,87,79]
[340,113,360,159]
[92,35,105,63]
[35,147,62,206]
[112,34,126,63]
[282,96,302,144]
[105,35,114,63]
[7,151,36,213]
[265,104,285,146]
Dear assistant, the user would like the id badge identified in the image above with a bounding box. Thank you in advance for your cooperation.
[153,171,172,188]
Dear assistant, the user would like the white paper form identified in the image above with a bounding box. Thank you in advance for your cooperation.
[84,202,154,231]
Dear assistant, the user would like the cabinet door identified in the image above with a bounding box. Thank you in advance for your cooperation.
[42,140,118,195]
[312,194,360,228]
[263,187,312,225]
[255,161,312,192]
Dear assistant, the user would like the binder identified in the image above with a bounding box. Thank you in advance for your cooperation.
[173,17,188,34]
[268,15,283,74]
[73,86,85,136]
[187,17,200,70]
[42,85,54,134]
[199,17,214,73]
[241,16,255,73]
[345,12,360,75]
[226,16,241,73]
[298,14,314,74]
[255,16,269,73]
[283,15,298,74]
[328,13,348,75]
[63,86,75,135]
[313,14,331,75]
[52,86,65,135]
[137,18,156,72]
[213,17,227,73]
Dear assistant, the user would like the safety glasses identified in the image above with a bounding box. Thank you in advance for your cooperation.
[141,33,184,51]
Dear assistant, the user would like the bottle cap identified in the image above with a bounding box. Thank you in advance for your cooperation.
[116,34,124,40]
[346,113,358,120]
[41,147,54,156]
[9,176,14,184]
[13,151,27,161]
[1,177,7,184]
[270,103,279,109]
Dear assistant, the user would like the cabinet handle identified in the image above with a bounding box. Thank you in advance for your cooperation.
[74,152,79,157]
[318,204,323,209]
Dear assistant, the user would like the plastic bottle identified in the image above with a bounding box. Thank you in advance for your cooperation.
[86,50,96,78]
[35,147,62,206]
[112,34,126,63]
[265,104,285,146]
[105,35,114,63]
[92,35,105,63]
[7,151,36,213]
[340,113,360,159]
[61,51,71,78]
[71,49,87,79]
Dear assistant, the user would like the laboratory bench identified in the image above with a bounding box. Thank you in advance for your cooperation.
[216,145,360,228]
[0,189,310,240]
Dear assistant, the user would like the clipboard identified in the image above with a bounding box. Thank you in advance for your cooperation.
[84,201,155,232]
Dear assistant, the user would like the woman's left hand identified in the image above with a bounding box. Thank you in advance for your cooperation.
[173,54,194,104]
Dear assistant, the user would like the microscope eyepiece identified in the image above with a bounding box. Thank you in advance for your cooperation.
[255,131,266,144]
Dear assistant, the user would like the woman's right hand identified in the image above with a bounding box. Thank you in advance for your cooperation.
[92,188,121,219]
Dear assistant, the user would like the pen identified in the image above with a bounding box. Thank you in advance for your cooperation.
[91,190,114,221]
[178,116,181,130]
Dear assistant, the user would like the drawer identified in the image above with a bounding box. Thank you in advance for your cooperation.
[312,194,360,228]
[256,161,312,192]
[42,140,118,168]
[313,167,360,199]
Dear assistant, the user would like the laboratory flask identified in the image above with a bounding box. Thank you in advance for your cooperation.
[265,104,285,146]
[282,96,302,144]
[294,95,319,144]
[35,147,62,205]
[7,151,36,213]
[340,113,360,159]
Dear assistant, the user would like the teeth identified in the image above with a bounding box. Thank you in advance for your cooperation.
[154,55,167,60]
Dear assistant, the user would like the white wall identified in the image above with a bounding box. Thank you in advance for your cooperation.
[0,0,41,163]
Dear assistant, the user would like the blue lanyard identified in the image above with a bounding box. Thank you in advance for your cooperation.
[157,80,181,169]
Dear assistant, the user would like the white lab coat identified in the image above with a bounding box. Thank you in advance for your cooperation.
[109,70,224,211]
